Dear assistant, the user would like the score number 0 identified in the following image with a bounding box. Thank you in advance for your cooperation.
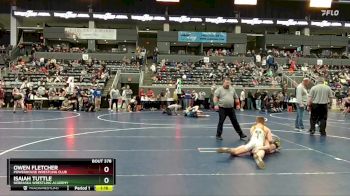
[103,166,110,184]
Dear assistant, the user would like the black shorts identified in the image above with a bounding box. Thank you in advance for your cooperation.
[111,99,118,105]
[13,95,22,101]
[345,102,350,108]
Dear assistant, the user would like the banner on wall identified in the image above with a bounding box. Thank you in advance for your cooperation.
[178,31,227,43]
[64,28,116,40]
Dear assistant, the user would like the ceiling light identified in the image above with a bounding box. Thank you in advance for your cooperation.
[131,14,165,21]
[277,19,308,26]
[93,13,128,20]
[241,18,274,25]
[14,10,51,17]
[310,0,332,8]
[169,16,203,23]
[54,11,89,19]
[311,20,341,27]
[234,0,257,5]
[205,17,238,24]
[156,0,180,2]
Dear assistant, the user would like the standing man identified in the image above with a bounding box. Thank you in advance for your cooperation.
[308,77,333,136]
[255,90,262,111]
[240,89,246,112]
[109,87,120,112]
[247,90,254,110]
[93,86,102,111]
[198,90,206,109]
[295,78,310,131]
[214,78,247,140]
[125,85,133,107]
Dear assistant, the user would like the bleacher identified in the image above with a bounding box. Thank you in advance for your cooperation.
[152,61,277,87]
[2,59,140,92]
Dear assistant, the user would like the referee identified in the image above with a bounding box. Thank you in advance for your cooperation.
[214,78,247,140]
[308,77,333,136]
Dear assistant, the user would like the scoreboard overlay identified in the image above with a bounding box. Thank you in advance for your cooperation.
[7,158,116,191]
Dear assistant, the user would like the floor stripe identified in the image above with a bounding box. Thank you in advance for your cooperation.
[270,113,350,124]
[0,148,313,153]
[0,111,80,124]
[0,135,218,139]
[0,149,197,152]
[265,122,350,141]
[197,147,310,153]
[0,127,173,156]
[97,112,257,126]
[279,137,350,164]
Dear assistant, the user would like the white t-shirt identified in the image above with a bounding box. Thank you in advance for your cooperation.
[121,90,127,100]
[193,92,199,101]
[255,54,261,63]
[240,91,246,101]
[198,92,206,100]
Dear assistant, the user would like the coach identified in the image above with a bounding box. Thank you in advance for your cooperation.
[295,78,310,131]
[308,77,333,136]
[214,78,247,140]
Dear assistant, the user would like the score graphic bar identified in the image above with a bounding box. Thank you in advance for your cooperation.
[7,158,116,191]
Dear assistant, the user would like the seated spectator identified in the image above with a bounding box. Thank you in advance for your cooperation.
[128,96,137,112]
[150,64,156,73]
[139,88,145,98]
[61,97,73,111]
[147,88,154,98]
[37,86,47,97]
[82,93,95,112]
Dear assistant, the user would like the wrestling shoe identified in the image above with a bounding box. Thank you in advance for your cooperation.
[253,153,265,169]
[239,133,247,140]
[272,135,281,151]
[274,140,282,151]
[216,136,223,140]
[217,148,231,154]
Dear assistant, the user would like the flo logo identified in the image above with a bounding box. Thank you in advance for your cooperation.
[23,186,28,191]
[321,10,339,16]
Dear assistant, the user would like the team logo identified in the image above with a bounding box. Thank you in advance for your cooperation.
[321,10,339,16]
[23,186,28,191]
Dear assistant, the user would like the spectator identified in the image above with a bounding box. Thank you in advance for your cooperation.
[240,89,246,112]
[146,88,154,98]
[247,90,254,110]
[150,64,156,73]
[93,86,102,111]
[153,47,159,63]
[184,90,192,108]
[192,90,198,106]
[109,87,120,111]
[61,97,73,111]
[198,90,206,109]
[0,85,4,108]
